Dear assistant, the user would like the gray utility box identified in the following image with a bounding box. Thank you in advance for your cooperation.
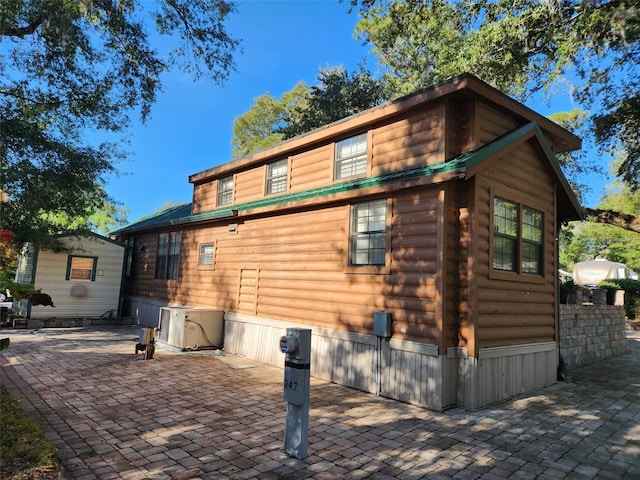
[373,311,392,337]
[157,307,223,350]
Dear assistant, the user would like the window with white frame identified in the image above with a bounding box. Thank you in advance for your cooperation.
[335,133,368,180]
[66,256,97,281]
[266,158,288,195]
[155,231,182,280]
[349,199,387,266]
[199,242,215,266]
[493,197,543,275]
[217,176,233,206]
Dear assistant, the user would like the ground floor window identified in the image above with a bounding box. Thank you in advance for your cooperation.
[66,256,98,281]
[156,231,182,280]
[350,199,387,266]
[199,242,215,266]
[493,197,543,276]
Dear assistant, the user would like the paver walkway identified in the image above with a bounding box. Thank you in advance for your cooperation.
[1,326,639,480]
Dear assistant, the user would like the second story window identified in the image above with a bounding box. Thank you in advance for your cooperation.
[266,159,288,195]
[155,231,181,280]
[335,133,368,180]
[217,175,233,206]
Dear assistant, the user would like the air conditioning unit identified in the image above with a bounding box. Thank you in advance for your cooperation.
[157,307,224,351]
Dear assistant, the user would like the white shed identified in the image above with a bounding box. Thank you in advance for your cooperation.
[15,233,126,318]
[573,259,638,287]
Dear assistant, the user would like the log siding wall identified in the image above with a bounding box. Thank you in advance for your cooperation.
[127,188,446,341]
[473,146,558,351]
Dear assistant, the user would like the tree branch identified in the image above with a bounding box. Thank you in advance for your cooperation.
[0,16,44,38]
[584,207,640,234]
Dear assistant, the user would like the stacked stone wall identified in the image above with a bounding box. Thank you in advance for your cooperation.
[559,305,628,368]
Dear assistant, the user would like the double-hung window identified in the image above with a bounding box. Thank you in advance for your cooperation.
[349,199,387,266]
[155,231,181,280]
[493,197,543,276]
[335,133,368,180]
[199,242,215,266]
[217,176,233,206]
[266,159,288,195]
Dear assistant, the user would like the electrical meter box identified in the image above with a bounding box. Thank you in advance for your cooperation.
[373,311,392,337]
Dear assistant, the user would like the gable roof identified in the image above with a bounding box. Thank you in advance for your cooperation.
[112,123,581,236]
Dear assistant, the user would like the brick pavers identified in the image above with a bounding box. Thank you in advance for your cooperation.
[1,326,639,480]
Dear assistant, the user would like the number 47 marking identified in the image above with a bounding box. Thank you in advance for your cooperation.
[285,379,298,391]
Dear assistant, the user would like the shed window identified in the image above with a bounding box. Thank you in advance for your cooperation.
[66,256,97,281]
[350,199,387,266]
[199,242,215,266]
[266,158,288,195]
[217,176,233,206]
[493,197,543,275]
[335,133,368,180]
[155,231,181,280]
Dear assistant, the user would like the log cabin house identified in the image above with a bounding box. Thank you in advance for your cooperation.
[113,74,582,410]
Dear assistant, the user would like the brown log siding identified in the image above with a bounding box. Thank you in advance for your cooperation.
[371,105,445,174]
[477,101,519,146]
[473,144,557,349]
[192,181,217,213]
[234,167,264,204]
[124,187,446,344]
[290,145,333,192]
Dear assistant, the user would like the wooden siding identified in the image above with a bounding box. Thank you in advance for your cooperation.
[123,187,447,345]
[290,145,333,192]
[192,180,217,214]
[234,167,264,204]
[371,104,445,175]
[477,101,519,146]
[473,142,558,350]
[444,98,476,159]
[31,236,125,318]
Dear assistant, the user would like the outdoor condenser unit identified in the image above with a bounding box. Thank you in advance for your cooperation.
[157,307,224,351]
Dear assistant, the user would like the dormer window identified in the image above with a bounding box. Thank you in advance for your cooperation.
[335,133,368,180]
[217,176,233,206]
[266,159,288,195]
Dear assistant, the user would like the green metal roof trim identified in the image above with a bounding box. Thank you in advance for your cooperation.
[113,122,578,235]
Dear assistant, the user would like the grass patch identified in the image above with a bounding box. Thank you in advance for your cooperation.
[0,384,63,479]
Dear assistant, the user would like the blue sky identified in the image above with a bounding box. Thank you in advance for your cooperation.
[107,0,609,225]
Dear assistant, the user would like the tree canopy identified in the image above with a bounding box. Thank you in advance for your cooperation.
[352,0,640,192]
[1,0,239,248]
[231,66,386,158]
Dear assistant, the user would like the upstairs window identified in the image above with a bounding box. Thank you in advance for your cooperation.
[66,256,97,281]
[350,199,387,266]
[335,133,368,180]
[493,197,543,275]
[156,231,181,280]
[266,159,288,195]
[217,176,233,206]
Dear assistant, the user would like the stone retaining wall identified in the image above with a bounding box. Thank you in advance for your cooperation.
[559,305,628,368]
